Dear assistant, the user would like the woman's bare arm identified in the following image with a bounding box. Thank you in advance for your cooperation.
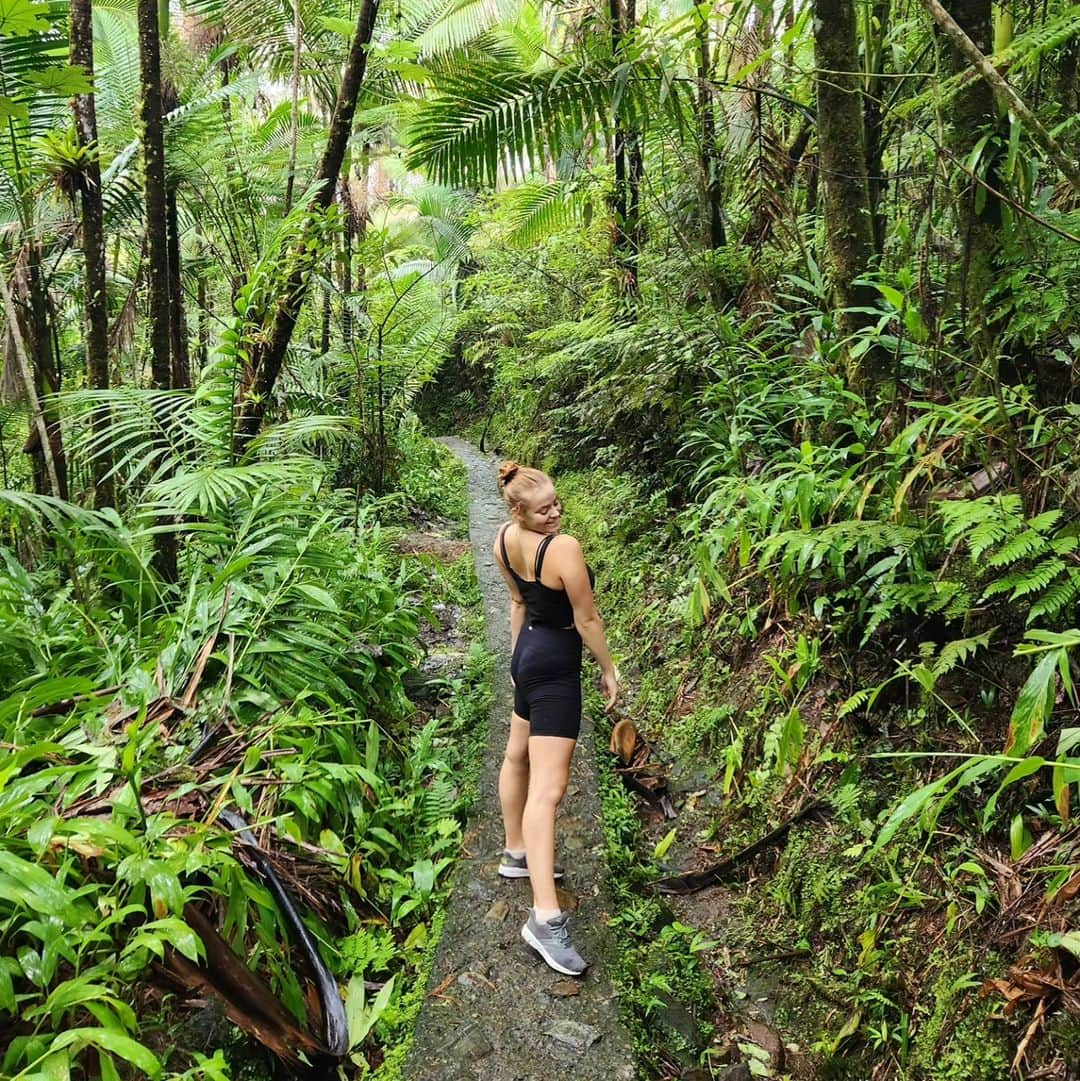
[553,536,617,705]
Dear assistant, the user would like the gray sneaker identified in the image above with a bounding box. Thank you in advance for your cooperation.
[521,912,588,976]
[498,851,564,880]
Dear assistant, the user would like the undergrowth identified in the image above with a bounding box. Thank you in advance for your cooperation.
[0,430,489,1080]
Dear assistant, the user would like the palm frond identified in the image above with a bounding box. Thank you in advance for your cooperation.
[405,57,672,187]
[501,179,593,247]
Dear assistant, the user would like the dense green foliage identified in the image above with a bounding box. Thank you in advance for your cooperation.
[5,0,1080,1076]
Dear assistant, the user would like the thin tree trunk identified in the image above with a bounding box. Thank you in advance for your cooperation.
[284,0,301,212]
[138,0,177,580]
[320,282,331,355]
[696,14,725,250]
[937,0,1002,377]
[71,0,114,507]
[338,176,354,347]
[196,259,209,370]
[813,0,885,396]
[353,145,370,303]
[139,0,172,392]
[25,250,69,499]
[608,0,640,301]
[1,267,61,499]
[864,0,890,252]
[166,186,190,388]
[234,0,380,451]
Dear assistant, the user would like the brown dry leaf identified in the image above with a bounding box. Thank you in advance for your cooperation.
[609,718,638,763]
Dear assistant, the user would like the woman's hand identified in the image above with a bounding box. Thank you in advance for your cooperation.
[600,667,619,711]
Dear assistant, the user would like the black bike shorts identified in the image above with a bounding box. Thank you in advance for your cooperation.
[510,623,583,741]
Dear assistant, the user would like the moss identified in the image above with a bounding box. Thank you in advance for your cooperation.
[905,957,1010,1081]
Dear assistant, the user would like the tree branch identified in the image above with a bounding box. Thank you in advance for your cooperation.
[920,0,1080,196]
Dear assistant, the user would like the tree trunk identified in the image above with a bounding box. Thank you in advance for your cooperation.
[320,282,331,355]
[940,0,1002,376]
[2,264,62,500]
[196,262,209,370]
[234,0,380,452]
[284,0,302,213]
[71,0,114,507]
[696,15,725,250]
[166,186,190,388]
[608,0,640,301]
[813,0,885,396]
[24,249,69,499]
[922,0,1080,194]
[338,177,354,347]
[139,0,172,393]
[138,0,177,580]
[864,0,890,252]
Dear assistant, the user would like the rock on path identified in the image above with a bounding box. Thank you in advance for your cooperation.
[403,438,636,1081]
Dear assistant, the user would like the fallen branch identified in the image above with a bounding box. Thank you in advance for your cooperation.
[158,905,332,1072]
[654,802,828,894]
[218,808,349,1057]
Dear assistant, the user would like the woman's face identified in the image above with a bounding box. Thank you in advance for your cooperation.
[515,481,561,533]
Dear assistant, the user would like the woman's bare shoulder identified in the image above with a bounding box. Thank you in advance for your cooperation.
[550,533,584,560]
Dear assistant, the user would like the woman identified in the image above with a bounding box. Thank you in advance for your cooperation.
[492,461,618,976]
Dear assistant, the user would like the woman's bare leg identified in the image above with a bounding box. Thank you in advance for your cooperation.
[522,735,575,911]
[499,713,531,852]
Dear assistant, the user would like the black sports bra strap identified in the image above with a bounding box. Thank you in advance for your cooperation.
[534,533,556,579]
[498,524,515,577]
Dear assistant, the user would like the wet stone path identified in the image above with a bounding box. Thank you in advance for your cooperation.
[404,438,636,1081]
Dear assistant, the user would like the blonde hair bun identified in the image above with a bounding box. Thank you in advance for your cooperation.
[498,461,520,488]
[498,461,551,512]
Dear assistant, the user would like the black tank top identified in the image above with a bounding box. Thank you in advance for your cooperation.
[499,525,595,628]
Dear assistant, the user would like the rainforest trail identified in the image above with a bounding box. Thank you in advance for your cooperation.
[404,438,635,1081]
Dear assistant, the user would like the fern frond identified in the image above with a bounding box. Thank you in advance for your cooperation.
[981,557,1067,602]
[405,56,678,187]
[931,629,996,677]
[1028,572,1080,623]
[986,528,1047,568]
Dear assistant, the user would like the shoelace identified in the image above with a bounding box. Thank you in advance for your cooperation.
[548,917,571,947]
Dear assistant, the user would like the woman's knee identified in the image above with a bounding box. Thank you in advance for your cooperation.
[526,777,567,808]
[503,714,530,768]
[503,741,529,769]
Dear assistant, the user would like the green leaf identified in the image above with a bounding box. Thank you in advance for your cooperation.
[1047,931,1080,958]
[26,66,94,95]
[0,0,49,36]
[99,1051,121,1081]
[347,974,395,1049]
[49,1030,161,1080]
[982,757,1044,828]
[653,827,677,860]
[1009,812,1032,859]
[0,958,14,1012]
[318,15,355,36]
[0,96,28,120]
[141,917,202,962]
[1006,649,1061,756]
